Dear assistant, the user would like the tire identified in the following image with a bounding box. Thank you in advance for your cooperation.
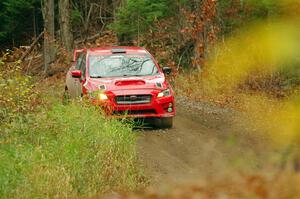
[62,90,71,105]
[159,117,173,129]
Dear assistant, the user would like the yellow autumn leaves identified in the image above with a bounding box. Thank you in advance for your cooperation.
[204,7,300,145]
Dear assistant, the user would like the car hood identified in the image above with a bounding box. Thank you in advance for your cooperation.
[84,75,167,93]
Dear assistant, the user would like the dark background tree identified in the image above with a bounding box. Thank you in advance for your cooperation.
[42,0,55,73]
[59,0,73,53]
[0,0,296,73]
[0,0,43,49]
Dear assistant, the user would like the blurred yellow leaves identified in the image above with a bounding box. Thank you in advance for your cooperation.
[206,20,300,94]
[186,0,300,146]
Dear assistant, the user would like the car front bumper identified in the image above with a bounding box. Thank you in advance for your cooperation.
[91,93,176,118]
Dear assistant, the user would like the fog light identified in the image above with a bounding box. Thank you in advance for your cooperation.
[168,107,173,113]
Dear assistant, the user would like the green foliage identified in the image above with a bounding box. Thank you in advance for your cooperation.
[217,0,243,34]
[0,0,42,47]
[217,0,281,35]
[110,0,177,40]
[0,56,38,125]
[71,9,82,28]
[243,0,280,19]
[0,101,146,198]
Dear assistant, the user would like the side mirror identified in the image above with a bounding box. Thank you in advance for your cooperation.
[71,70,82,78]
[162,67,172,75]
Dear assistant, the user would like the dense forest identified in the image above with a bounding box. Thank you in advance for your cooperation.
[1,0,295,71]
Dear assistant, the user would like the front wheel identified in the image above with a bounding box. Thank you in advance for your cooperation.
[158,117,173,129]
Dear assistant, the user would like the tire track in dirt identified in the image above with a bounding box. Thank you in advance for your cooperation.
[137,97,269,185]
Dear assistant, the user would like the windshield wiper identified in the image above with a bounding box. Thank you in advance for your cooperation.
[130,74,145,77]
[90,76,103,78]
[122,74,145,77]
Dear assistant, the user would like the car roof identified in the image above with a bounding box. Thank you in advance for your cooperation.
[88,46,149,55]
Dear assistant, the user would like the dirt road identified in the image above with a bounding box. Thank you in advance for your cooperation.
[137,97,269,185]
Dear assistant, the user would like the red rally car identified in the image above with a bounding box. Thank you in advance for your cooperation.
[65,46,175,128]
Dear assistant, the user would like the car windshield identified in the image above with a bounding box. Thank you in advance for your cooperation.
[89,54,159,78]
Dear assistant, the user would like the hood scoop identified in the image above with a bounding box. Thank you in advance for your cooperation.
[115,80,146,86]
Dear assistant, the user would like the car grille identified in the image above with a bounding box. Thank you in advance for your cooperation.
[115,95,152,105]
[113,109,157,115]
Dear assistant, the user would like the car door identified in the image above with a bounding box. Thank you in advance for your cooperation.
[66,53,84,98]
[74,54,86,97]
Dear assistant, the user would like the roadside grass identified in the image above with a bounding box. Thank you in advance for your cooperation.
[0,96,147,198]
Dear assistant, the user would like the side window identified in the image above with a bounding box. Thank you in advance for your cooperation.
[80,55,86,78]
[75,54,83,70]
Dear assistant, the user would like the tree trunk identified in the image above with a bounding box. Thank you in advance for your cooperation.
[193,0,205,70]
[193,32,205,70]
[43,0,55,74]
[59,0,73,53]
[192,0,217,69]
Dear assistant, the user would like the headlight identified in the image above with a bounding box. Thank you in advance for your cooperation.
[89,91,108,100]
[157,89,171,98]
[99,93,108,100]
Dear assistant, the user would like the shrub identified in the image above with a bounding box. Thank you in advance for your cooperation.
[0,101,146,198]
[0,56,38,125]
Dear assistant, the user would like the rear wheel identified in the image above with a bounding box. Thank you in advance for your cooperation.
[62,88,71,105]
